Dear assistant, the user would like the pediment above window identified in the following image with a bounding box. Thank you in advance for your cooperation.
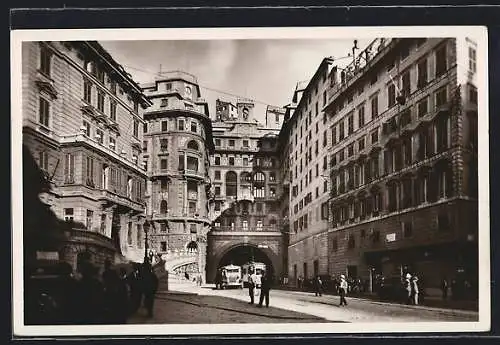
[35,79,58,100]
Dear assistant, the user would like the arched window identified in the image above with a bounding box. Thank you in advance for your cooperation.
[226,171,237,197]
[253,172,265,184]
[187,140,199,151]
[160,200,168,214]
[187,241,198,252]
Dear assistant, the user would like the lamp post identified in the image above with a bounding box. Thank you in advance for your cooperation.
[143,220,150,264]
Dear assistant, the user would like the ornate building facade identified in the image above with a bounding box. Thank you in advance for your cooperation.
[141,71,214,278]
[325,37,478,295]
[205,100,287,282]
[22,41,152,269]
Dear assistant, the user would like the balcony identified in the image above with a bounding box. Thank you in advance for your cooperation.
[98,189,145,213]
[184,169,205,180]
[60,133,147,176]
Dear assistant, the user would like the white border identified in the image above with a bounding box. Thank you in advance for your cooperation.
[11,26,490,337]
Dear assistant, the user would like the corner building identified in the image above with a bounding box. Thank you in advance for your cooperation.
[325,38,478,296]
[278,59,336,286]
[22,41,152,269]
[141,72,214,278]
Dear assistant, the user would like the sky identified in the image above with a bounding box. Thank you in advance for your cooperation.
[100,39,373,124]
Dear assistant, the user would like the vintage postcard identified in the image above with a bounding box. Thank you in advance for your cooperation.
[10,26,490,336]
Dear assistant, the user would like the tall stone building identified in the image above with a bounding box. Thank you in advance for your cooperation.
[205,99,287,282]
[22,41,152,269]
[278,58,336,284]
[141,71,214,278]
[325,37,478,296]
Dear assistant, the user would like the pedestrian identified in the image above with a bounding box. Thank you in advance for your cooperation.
[411,275,420,305]
[314,275,323,297]
[103,269,129,323]
[257,270,271,308]
[141,262,159,318]
[248,268,256,305]
[74,262,106,324]
[339,274,348,306]
[127,264,143,315]
[55,262,79,324]
[404,273,413,304]
[215,269,222,289]
[441,278,448,300]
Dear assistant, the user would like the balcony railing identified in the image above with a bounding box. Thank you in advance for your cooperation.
[64,228,116,251]
[99,189,146,211]
[212,225,281,232]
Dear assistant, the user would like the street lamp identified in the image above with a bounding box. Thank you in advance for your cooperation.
[143,220,150,264]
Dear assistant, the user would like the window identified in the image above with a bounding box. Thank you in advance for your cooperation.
[86,156,95,186]
[127,222,133,245]
[348,113,354,134]
[178,119,184,131]
[38,97,50,127]
[160,159,167,170]
[418,97,428,117]
[178,154,184,171]
[228,157,235,166]
[38,151,49,171]
[358,137,365,151]
[96,129,104,145]
[469,85,478,104]
[436,44,447,77]
[64,153,75,183]
[242,140,249,148]
[347,143,354,157]
[402,71,411,97]
[134,101,139,114]
[191,121,197,133]
[100,214,107,234]
[144,123,148,133]
[86,210,94,230]
[214,156,220,165]
[160,138,168,151]
[165,82,172,90]
[161,120,168,132]
[269,172,276,182]
[229,139,235,147]
[84,80,92,103]
[358,105,365,128]
[39,45,52,76]
[64,208,74,222]
[97,91,105,112]
[469,47,477,73]
[110,80,116,95]
[371,94,379,118]
[136,225,142,248]
[388,83,396,107]
[339,122,345,140]
[253,186,265,198]
[110,101,116,121]
[323,180,328,193]
[215,139,221,147]
[348,234,356,249]
[187,140,199,151]
[417,58,428,89]
[243,157,248,166]
[133,119,139,138]
[371,129,379,143]
[160,98,168,107]
[109,137,116,151]
[160,241,167,252]
[435,87,448,108]
[187,156,199,171]
[215,186,221,196]
[226,171,237,197]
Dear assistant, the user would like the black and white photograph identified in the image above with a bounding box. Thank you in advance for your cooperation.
[11,26,490,336]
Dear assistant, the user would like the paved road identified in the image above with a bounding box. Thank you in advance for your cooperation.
[169,281,479,323]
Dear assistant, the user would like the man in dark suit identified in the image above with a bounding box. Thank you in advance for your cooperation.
[257,270,271,308]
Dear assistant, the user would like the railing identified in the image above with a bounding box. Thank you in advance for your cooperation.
[99,189,146,211]
[64,228,116,251]
[212,225,281,232]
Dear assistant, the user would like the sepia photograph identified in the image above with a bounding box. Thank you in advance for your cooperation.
[10,26,490,336]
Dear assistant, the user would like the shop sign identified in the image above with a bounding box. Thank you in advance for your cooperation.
[385,233,396,242]
[36,251,59,261]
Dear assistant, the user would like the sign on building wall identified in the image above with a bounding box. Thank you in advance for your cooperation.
[385,233,396,242]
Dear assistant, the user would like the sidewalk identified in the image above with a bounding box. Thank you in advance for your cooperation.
[275,286,479,312]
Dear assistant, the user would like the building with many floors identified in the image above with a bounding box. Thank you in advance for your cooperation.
[22,41,152,270]
[278,58,337,283]
[140,71,214,278]
[205,99,287,282]
[324,37,478,295]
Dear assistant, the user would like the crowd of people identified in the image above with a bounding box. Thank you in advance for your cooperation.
[26,259,159,325]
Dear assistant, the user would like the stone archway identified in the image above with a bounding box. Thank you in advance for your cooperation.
[207,242,281,283]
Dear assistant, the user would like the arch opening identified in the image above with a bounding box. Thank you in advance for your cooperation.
[217,245,274,279]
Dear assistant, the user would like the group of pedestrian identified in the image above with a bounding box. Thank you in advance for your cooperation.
[247,268,272,308]
[34,259,159,324]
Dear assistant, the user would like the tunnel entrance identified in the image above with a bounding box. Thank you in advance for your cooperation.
[218,245,274,278]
